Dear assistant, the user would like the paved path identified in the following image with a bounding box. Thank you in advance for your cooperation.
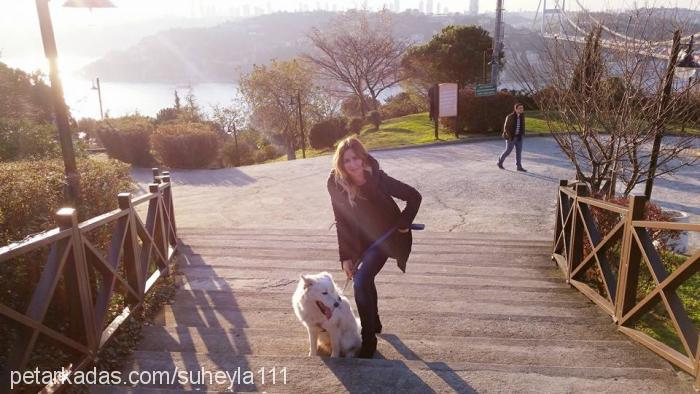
[99,137,700,392]
[93,229,695,392]
[132,137,699,246]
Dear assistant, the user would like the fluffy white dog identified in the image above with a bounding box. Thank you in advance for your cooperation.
[292,271,361,357]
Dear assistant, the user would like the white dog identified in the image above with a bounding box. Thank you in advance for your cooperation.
[292,272,361,357]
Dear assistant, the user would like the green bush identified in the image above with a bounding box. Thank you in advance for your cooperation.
[348,117,364,135]
[448,90,516,135]
[368,110,382,130]
[0,158,133,244]
[0,158,133,381]
[96,115,155,166]
[0,118,60,161]
[220,137,254,166]
[255,144,280,162]
[381,92,427,119]
[309,117,348,149]
[151,122,219,168]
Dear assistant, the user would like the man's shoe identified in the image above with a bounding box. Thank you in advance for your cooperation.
[497,162,504,169]
[517,167,527,172]
[357,337,377,359]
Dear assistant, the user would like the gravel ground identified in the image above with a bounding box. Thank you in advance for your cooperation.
[132,137,699,250]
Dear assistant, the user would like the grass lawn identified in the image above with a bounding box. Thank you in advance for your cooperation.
[268,112,457,162]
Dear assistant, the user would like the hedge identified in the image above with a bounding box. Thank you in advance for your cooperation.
[151,122,219,169]
[96,116,155,166]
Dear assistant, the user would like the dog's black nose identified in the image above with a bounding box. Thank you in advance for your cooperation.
[333,302,339,308]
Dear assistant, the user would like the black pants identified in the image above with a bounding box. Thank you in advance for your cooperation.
[353,247,388,339]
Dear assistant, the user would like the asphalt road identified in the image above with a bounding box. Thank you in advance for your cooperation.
[132,137,699,246]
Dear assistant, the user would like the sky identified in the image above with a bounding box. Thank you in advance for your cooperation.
[0,0,697,72]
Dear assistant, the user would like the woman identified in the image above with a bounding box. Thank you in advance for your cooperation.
[327,136,422,358]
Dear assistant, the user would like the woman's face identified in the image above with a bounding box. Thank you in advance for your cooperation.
[342,148,364,180]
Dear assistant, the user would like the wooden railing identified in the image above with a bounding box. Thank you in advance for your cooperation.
[0,169,178,391]
[552,180,700,388]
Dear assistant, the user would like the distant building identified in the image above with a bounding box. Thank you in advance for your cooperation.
[394,0,400,12]
[469,0,478,15]
[426,0,433,14]
[418,0,424,13]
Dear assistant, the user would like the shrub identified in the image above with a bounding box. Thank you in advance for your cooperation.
[155,107,181,124]
[450,90,516,135]
[348,117,364,135]
[220,137,255,166]
[0,118,60,161]
[151,122,219,168]
[96,115,155,166]
[368,110,382,130]
[0,158,133,243]
[255,144,280,162]
[0,158,133,382]
[309,117,348,149]
[381,92,427,119]
[340,95,379,117]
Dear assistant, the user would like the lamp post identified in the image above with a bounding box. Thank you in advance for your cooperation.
[35,0,114,206]
[290,92,306,159]
[91,77,104,120]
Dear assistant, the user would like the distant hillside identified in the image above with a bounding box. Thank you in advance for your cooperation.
[82,11,496,83]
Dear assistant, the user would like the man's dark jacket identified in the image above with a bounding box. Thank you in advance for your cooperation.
[502,112,525,141]
[327,155,422,273]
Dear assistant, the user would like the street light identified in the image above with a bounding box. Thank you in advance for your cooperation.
[91,77,104,120]
[35,0,115,206]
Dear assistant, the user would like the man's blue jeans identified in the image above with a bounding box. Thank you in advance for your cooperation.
[498,137,523,168]
[353,247,388,339]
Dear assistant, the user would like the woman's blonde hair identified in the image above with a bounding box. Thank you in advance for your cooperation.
[332,136,372,206]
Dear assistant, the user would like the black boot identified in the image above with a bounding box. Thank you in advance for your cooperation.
[357,335,377,359]
[375,314,382,334]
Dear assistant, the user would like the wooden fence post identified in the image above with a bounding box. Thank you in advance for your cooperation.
[58,207,98,351]
[615,195,647,323]
[553,180,568,259]
[118,193,143,300]
[152,167,161,184]
[567,183,587,282]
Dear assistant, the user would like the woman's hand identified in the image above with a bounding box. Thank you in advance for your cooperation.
[397,228,409,233]
[342,259,355,279]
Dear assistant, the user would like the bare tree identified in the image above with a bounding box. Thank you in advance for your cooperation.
[211,99,246,166]
[303,10,408,118]
[511,6,699,198]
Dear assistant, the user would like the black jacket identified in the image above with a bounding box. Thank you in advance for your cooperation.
[502,112,525,141]
[327,155,422,272]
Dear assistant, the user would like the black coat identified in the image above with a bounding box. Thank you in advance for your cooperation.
[502,112,525,141]
[327,155,422,272]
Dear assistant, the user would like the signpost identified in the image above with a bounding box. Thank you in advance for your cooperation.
[430,83,458,140]
[475,83,497,97]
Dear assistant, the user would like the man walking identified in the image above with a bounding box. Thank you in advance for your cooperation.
[497,103,527,172]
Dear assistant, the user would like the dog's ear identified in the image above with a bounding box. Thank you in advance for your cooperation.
[301,274,314,288]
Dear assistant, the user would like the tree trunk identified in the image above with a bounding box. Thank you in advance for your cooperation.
[233,124,240,167]
[286,126,297,160]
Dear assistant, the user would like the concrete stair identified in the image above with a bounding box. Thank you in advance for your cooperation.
[90,228,695,393]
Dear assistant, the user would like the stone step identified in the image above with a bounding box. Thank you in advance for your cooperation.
[176,267,566,290]
[179,237,552,253]
[176,273,572,294]
[171,289,588,309]
[162,292,599,320]
[93,352,691,392]
[137,326,670,370]
[179,251,556,269]
[152,306,617,340]
[178,227,553,243]
[177,256,563,280]
[179,246,551,263]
